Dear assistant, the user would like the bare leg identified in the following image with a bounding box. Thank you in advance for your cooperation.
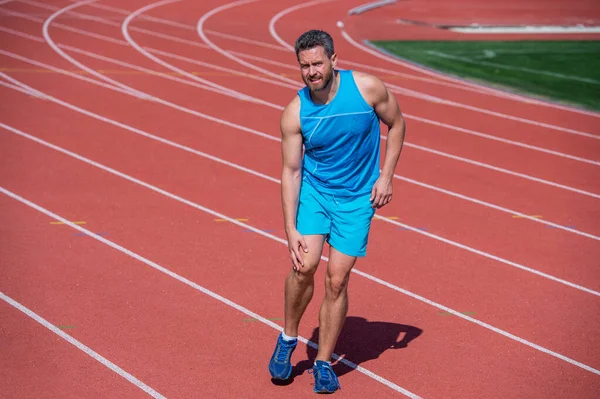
[315,246,357,361]
[283,234,326,337]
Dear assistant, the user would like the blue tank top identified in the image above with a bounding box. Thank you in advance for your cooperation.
[298,69,381,196]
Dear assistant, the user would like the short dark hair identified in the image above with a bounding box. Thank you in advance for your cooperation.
[294,30,335,60]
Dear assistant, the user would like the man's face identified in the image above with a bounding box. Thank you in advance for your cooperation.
[298,46,337,92]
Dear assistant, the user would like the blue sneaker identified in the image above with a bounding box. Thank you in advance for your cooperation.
[268,333,297,380]
[311,360,341,393]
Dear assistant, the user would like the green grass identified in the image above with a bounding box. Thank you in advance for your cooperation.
[369,40,600,111]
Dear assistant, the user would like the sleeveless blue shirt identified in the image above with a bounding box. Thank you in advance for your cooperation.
[298,69,381,196]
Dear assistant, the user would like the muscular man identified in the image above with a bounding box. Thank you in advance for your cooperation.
[268,29,406,394]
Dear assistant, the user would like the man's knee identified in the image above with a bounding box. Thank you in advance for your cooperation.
[325,273,350,300]
[292,258,320,281]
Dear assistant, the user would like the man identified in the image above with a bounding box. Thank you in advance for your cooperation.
[268,29,406,393]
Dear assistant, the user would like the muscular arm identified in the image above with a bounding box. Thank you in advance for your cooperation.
[373,81,405,181]
[280,96,308,268]
[355,72,406,208]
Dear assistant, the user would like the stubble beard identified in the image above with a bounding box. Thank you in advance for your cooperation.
[305,67,333,92]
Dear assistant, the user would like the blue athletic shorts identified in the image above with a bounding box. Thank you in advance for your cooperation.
[296,180,376,257]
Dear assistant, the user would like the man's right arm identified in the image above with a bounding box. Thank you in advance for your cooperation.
[280,96,308,270]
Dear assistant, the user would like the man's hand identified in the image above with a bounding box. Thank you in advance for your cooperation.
[287,229,308,271]
[370,176,393,208]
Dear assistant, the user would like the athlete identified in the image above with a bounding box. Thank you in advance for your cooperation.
[268,29,406,393]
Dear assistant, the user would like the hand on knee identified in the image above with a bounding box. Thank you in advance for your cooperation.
[291,260,319,282]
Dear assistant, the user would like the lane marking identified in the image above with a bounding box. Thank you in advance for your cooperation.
[73,231,108,237]
[196,0,300,88]
[39,0,600,118]
[51,221,86,225]
[0,292,165,398]
[0,186,421,398]
[2,125,599,378]
[5,8,599,162]
[2,79,599,293]
[268,0,600,119]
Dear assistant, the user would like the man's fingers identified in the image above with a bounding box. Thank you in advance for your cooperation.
[299,236,308,253]
[290,251,301,270]
[374,193,391,209]
[370,186,377,202]
[290,253,297,270]
[293,246,304,267]
[371,188,380,207]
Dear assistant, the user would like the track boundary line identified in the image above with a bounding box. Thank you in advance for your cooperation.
[267,0,600,125]
[0,185,422,398]
[2,75,599,292]
[2,124,599,377]
[4,29,597,197]
[0,292,166,398]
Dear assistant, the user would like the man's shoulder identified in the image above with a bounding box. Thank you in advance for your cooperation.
[280,94,302,134]
[349,70,387,106]
[351,70,386,92]
[282,94,301,118]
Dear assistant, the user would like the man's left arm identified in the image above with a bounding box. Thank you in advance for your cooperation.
[366,75,406,208]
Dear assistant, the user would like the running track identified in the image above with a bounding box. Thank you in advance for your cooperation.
[1,0,599,398]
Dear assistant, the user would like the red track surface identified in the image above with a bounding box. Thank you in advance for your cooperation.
[1,0,599,398]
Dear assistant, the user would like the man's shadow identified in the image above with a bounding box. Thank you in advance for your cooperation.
[273,316,422,385]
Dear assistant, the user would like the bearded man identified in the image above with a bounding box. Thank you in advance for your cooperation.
[268,29,406,394]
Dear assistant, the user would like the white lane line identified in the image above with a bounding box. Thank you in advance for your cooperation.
[145,47,300,90]
[348,0,397,15]
[42,0,150,99]
[120,0,263,104]
[0,78,279,184]
[0,292,166,398]
[1,72,46,98]
[42,0,252,103]
[1,44,598,202]
[38,5,600,167]
[2,75,599,296]
[57,0,600,119]
[10,3,600,150]
[268,0,333,51]
[402,113,600,166]
[0,24,298,92]
[340,29,599,139]
[63,0,496,96]
[0,6,128,45]
[267,0,600,119]
[0,48,282,142]
[196,0,300,87]
[0,189,420,398]
[405,141,600,199]
[1,37,599,197]
[4,18,600,193]
[384,79,600,140]
[203,2,600,156]
[2,124,599,378]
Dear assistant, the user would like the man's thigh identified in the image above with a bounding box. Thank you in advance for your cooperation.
[328,192,375,258]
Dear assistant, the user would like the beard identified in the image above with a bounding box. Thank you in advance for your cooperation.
[304,67,334,92]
